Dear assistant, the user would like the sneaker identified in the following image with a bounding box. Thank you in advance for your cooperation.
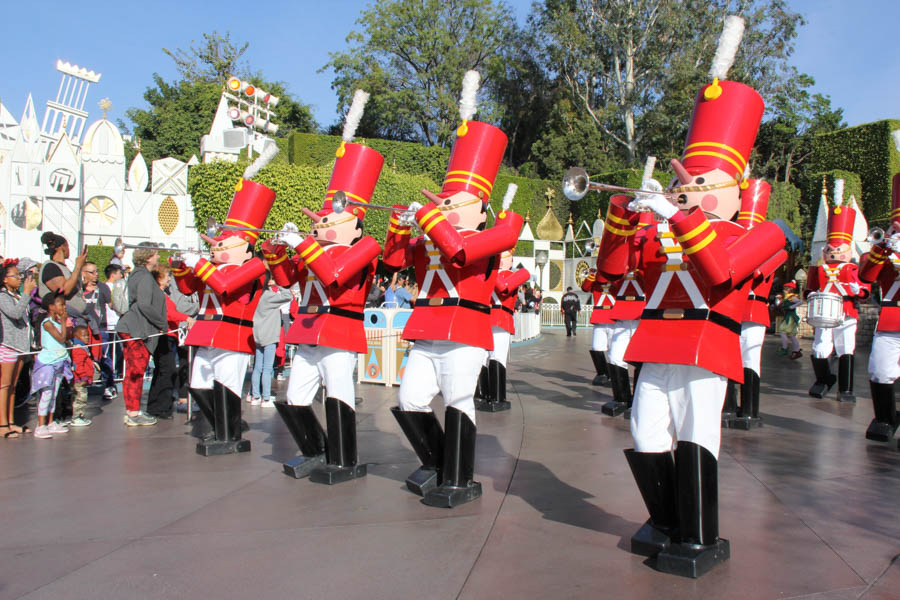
[250,397,262,406]
[275,374,286,381]
[104,386,118,400]
[789,350,803,360]
[124,413,158,427]
[69,416,92,427]
[260,397,276,408]
[48,421,69,434]
[34,425,52,439]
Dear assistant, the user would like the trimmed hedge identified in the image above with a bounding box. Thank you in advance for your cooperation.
[187,161,438,247]
[767,181,803,241]
[809,119,900,222]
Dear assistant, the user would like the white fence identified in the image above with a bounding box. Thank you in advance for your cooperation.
[540,304,594,328]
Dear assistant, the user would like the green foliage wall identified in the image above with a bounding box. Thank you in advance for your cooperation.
[288,132,451,184]
[808,119,900,223]
[187,161,438,246]
[767,181,803,240]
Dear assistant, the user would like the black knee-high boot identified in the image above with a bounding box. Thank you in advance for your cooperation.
[391,407,444,496]
[589,350,611,386]
[866,381,899,442]
[196,381,250,456]
[602,365,630,416]
[721,380,738,428]
[809,357,836,398]
[274,401,327,478]
[624,363,641,420]
[656,442,730,578]
[624,449,677,556]
[423,407,482,508]
[733,368,762,430]
[837,354,855,402]
[189,387,215,440]
[310,398,367,484]
[475,365,490,401]
[478,360,511,412]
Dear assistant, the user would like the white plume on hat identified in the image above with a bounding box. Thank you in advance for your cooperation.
[343,89,370,143]
[242,141,280,180]
[834,178,845,206]
[640,156,657,188]
[709,15,745,80]
[502,183,517,211]
[459,70,480,122]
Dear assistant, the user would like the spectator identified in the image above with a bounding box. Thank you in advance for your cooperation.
[115,244,165,427]
[82,262,116,399]
[366,276,386,307]
[0,259,37,437]
[250,275,292,407]
[532,288,543,314]
[109,247,126,267]
[775,281,803,359]
[30,293,72,439]
[38,232,87,318]
[395,275,413,308]
[146,265,191,419]
[384,273,399,308]
[561,286,581,337]
[69,325,94,427]
[168,276,199,414]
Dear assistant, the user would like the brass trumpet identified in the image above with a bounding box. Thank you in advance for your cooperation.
[562,167,677,201]
[113,238,198,256]
[867,227,886,244]
[331,190,413,215]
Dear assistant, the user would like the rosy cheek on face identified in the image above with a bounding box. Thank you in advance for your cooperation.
[447,212,460,225]
[218,252,229,263]
[325,229,337,241]
[701,194,718,212]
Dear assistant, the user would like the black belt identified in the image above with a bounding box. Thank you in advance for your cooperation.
[882,300,899,307]
[491,304,514,315]
[615,295,645,302]
[641,308,742,335]
[415,297,490,314]
[295,305,364,321]
[197,314,253,328]
[594,305,614,310]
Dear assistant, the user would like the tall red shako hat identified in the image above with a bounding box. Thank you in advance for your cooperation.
[320,89,385,220]
[737,178,771,229]
[891,173,900,232]
[439,70,507,204]
[826,178,856,247]
[220,145,279,243]
[680,16,763,188]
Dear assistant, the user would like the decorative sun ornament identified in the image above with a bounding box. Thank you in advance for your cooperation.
[575,259,591,288]
[84,195,118,226]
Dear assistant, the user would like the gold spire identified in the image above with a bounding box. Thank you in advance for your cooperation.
[536,201,564,241]
[99,98,112,119]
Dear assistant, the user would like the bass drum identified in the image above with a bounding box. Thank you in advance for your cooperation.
[806,292,844,328]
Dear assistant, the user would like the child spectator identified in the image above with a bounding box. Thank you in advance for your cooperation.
[775,281,803,359]
[249,275,292,407]
[31,293,73,439]
[69,325,94,427]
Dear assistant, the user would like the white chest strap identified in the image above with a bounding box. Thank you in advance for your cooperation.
[419,240,459,299]
[616,271,645,298]
[596,283,616,307]
[823,265,848,296]
[301,275,329,307]
[645,222,708,310]
[199,288,223,315]
[882,256,900,301]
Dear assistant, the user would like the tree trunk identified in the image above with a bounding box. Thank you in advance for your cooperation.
[624,29,636,163]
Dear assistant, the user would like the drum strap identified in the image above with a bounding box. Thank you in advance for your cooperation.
[822,265,848,296]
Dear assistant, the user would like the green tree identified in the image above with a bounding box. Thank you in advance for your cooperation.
[163,30,249,84]
[323,0,517,147]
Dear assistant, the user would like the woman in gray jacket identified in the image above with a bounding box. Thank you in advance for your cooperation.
[0,260,37,437]
[115,245,167,427]
[249,274,292,407]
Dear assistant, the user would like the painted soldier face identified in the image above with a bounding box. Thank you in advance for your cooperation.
[823,242,852,264]
[437,190,487,231]
[210,234,253,265]
[669,160,741,221]
[312,212,362,246]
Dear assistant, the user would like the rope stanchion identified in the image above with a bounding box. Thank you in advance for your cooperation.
[13,328,183,358]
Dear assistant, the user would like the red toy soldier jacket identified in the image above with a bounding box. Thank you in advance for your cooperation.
[743,274,775,327]
[491,268,530,334]
[581,272,617,325]
[265,237,380,354]
[596,195,785,382]
[804,263,869,320]
[383,208,523,350]
[174,259,267,354]
[859,246,900,332]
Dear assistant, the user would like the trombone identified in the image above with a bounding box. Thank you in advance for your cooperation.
[206,218,302,245]
[113,238,198,256]
[331,190,414,215]
[562,167,677,201]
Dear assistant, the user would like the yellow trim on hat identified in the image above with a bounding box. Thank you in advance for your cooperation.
[444,177,491,198]
[685,141,747,168]
[326,189,369,205]
[682,150,743,176]
[446,170,494,189]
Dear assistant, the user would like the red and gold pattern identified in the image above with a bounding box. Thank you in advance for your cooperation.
[439,120,507,203]
[318,142,384,219]
[805,262,869,319]
[736,179,771,229]
[826,202,856,246]
[492,268,530,334]
[860,244,900,331]
[220,179,276,243]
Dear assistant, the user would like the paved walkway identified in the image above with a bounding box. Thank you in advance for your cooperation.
[0,331,898,599]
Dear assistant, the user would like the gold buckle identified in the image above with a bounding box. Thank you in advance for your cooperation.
[428,297,443,306]
[306,306,319,314]
[662,309,685,319]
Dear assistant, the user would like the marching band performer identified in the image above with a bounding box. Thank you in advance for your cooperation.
[383,71,522,508]
[264,90,382,484]
[857,173,900,442]
[805,179,869,402]
[597,16,786,577]
[477,187,531,412]
[582,269,614,387]
[732,179,778,429]
[173,145,279,456]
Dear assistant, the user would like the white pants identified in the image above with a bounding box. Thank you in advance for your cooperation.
[191,346,251,397]
[812,318,857,358]
[592,323,613,352]
[287,345,357,408]
[609,320,638,368]
[740,322,766,375]
[488,327,511,367]
[398,340,487,423]
[868,331,900,384]
[631,362,727,458]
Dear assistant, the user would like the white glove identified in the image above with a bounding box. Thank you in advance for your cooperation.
[281,232,304,249]
[182,252,201,269]
[848,282,861,295]
[628,184,677,220]
[399,201,423,226]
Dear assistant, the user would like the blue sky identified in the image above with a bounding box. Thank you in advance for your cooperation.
[1,0,896,134]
